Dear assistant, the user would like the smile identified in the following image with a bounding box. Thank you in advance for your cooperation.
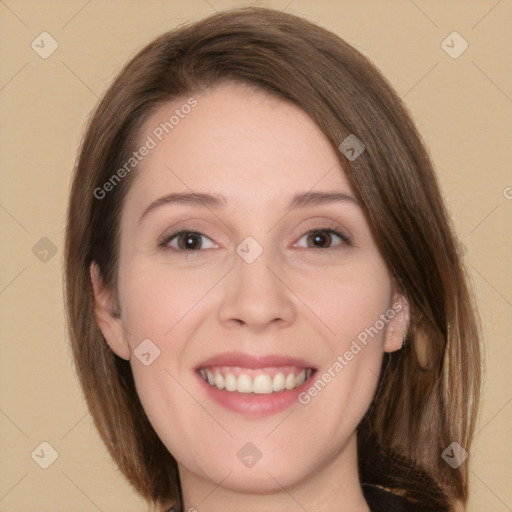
[194,352,318,416]
[198,366,315,394]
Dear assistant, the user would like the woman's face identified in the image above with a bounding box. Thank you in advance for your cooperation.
[92,81,408,495]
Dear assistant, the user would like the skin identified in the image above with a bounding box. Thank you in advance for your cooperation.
[91,81,409,512]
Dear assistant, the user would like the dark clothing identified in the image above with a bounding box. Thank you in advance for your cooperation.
[166,484,429,511]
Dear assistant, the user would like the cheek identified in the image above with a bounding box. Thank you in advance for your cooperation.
[117,261,229,460]
[118,263,213,468]
[292,260,392,423]
[118,260,224,341]
[293,257,393,347]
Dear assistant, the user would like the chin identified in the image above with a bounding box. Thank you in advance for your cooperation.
[205,461,309,495]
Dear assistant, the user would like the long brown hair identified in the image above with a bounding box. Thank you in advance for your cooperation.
[64,7,481,511]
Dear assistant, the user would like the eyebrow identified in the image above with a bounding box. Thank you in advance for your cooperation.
[138,190,358,223]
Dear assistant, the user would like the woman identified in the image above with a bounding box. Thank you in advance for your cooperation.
[64,7,481,512]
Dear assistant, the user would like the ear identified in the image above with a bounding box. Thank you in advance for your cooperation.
[383,292,410,353]
[90,261,131,360]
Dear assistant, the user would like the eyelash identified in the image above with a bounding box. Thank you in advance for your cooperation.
[158,221,351,256]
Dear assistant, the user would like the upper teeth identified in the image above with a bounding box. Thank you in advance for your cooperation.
[199,368,313,394]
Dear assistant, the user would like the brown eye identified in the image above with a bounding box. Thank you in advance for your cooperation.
[165,231,216,251]
[177,232,202,250]
[307,230,332,248]
[296,229,347,249]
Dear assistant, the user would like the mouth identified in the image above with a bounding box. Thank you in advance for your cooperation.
[194,352,317,417]
[198,366,315,394]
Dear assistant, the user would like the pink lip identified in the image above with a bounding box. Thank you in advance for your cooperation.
[194,352,317,418]
[195,352,316,371]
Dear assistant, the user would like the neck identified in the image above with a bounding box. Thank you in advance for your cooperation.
[176,433,370,512]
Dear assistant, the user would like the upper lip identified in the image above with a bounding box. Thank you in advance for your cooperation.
[195,352,317,370]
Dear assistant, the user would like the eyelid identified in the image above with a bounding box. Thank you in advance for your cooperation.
[290,219,351,248]
[294,229,348,249]
[166,230,217,251]
[157,219,351,253]
[157,221,220,251]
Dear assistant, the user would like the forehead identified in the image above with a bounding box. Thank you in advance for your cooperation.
[124,81,351,214]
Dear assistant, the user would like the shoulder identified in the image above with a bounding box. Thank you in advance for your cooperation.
[362,484,439,512]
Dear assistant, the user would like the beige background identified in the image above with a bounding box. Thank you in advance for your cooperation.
[0,0,511,510]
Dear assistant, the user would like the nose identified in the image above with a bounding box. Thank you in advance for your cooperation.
[216,243,297,332]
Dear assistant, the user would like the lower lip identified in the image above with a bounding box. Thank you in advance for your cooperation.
[196,371,315,417]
